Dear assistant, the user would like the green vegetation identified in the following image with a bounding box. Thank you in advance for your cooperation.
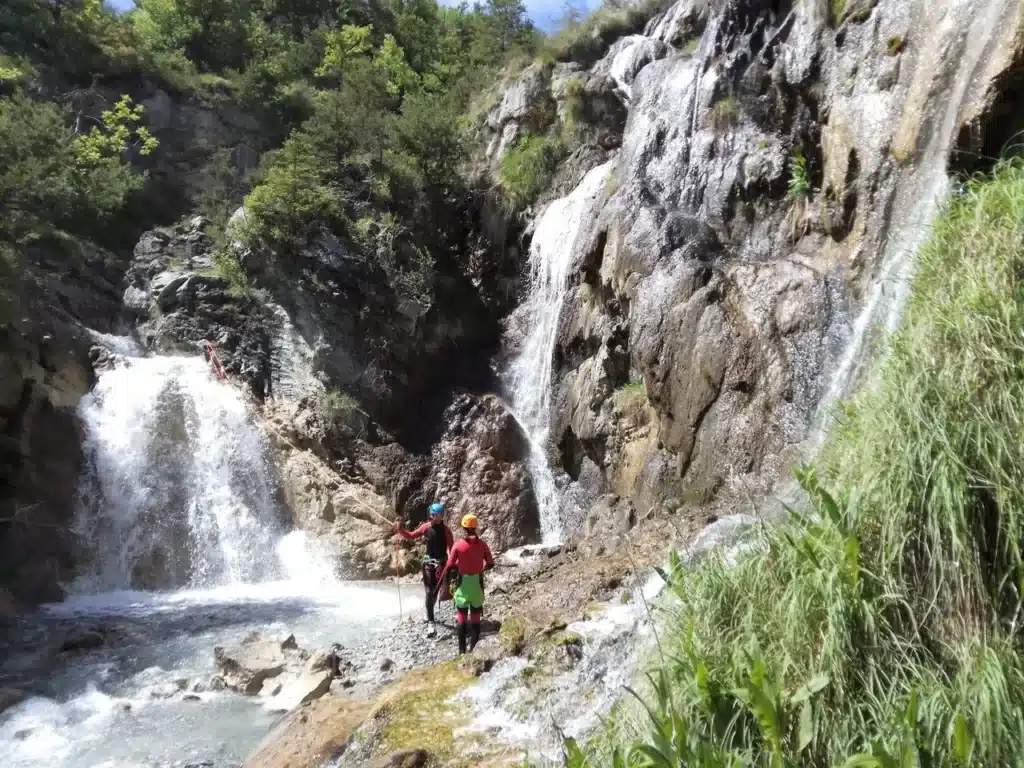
[830,0,847,26]
[317,388,363,421]
[542,0,671,64]
[0,89,156,270]
[618,377,645,396]
[208,248,252,297]
[709,96,738,132]
[500,615,528,654]
[1,0,542,288]
[787,149,812,202]
[562,74,585,139]
[565,160,1024,765]
[499,133,563,209]
[888,36,907,56]
[375,662,474,758]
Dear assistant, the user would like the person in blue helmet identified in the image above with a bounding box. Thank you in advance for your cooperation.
[394,502,454,636]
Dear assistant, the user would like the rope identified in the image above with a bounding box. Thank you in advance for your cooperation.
[203,340,227,382]
[395,535,403,621]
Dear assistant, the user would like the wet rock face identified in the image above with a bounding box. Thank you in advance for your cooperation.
[429,395,540,551]
[478,60,628,201]
[0,234,122,604]
[531,0,1024,515]
[124,217,277,401]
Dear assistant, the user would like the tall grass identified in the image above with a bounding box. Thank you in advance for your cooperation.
[563,159,1024,766]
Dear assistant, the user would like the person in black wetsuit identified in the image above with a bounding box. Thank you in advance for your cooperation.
[393,502,454,636]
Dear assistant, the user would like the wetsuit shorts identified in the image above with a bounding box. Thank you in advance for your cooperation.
[454,573,484,609]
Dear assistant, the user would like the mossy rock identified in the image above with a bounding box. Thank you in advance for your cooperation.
[498,615,527,655]
[371,662,476,760]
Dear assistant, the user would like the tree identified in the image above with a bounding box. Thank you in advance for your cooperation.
[487,0,532,52]
[0,94,155,238]
[374,34,418,95]
[316,24,372,80]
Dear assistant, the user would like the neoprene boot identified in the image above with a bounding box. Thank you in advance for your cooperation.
[469,622,481,652]
[457,623,468,654]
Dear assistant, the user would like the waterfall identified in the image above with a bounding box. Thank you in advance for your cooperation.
[813,0,1017,435]
[506,162,614,544]
[74,351,326,592]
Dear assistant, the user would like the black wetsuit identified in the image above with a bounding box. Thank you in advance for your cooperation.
[397,520,453,622]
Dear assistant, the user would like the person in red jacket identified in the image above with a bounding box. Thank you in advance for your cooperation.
[437,514,494,653]
[393,502,453,636]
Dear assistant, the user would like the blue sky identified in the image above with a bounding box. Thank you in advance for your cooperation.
[105,0,601,32]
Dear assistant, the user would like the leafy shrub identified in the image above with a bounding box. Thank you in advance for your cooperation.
[499,133,562,210]
[0,93,154,240]
[786,149,811,201]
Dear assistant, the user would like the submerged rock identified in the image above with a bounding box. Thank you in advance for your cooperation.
[58,629,106,653]
[0,688,26,715]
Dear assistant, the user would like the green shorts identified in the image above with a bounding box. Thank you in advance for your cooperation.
[454,574,484,609]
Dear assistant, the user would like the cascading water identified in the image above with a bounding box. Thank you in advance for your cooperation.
[506,162,614,544]
[0,343,411,768]
[813,0,1019,436]
[74,354,296,591]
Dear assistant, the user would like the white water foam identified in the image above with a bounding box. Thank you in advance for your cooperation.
[505,163,614,544]
[73,353,336,592]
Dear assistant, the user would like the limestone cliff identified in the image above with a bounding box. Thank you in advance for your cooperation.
[483,0,1024,537]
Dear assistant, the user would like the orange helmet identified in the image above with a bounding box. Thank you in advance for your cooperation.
[460,514,478,530]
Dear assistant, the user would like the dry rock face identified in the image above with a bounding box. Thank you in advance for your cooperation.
[123,216,279,401]
[428,394,540,550]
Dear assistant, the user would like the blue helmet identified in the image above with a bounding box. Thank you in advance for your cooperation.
[429,502,444,516]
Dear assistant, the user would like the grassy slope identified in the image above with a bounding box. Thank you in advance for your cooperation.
[564,159,1024,766]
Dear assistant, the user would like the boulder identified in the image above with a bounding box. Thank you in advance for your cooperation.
[242,698,371,768]
[214,633,287,695]
[429,394,540,551]
[271,670,333,710]
[306,649,340,676]
[59,630,106,653]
